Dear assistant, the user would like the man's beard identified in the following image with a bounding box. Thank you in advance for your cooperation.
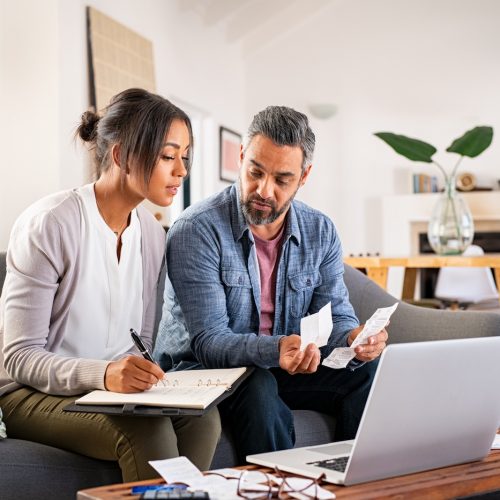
[239,181,299,226]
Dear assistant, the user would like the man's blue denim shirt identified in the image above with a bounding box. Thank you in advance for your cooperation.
[155,184,360,370]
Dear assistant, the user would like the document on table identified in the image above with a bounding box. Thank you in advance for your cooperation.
[149,456,203,484]
[149,459,335,499]
[322,302,398,369]
[300,302,333,351]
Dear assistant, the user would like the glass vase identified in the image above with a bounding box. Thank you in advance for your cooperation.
[427,177,474,255]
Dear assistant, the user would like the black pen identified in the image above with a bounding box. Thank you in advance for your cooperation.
[130,328,166,386]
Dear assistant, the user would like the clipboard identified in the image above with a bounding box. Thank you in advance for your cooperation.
[64,367,253,417]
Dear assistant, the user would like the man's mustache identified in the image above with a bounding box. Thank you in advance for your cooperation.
[247,195,275,208]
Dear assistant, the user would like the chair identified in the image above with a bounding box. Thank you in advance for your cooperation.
[434,245,499,309]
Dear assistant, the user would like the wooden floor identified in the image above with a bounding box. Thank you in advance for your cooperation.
[78,450,500,499]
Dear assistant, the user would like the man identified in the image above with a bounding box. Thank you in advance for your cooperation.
[157,106,387,462]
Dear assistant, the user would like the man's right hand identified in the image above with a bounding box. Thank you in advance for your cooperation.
[104,355,165,393]
[279,335,320,375]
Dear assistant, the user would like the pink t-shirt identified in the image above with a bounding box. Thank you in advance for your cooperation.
[252,225,286,336]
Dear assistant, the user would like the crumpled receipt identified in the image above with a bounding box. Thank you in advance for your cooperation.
[322,303,398,369]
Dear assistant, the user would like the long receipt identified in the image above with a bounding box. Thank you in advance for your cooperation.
[322,303,398,369]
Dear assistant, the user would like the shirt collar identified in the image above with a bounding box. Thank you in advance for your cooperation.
[230,184,301,246]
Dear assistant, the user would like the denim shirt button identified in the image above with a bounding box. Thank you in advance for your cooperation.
[238,276,243,285]
[306,278,312,286]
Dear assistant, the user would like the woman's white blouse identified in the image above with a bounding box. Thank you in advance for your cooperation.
[54,183,143,360]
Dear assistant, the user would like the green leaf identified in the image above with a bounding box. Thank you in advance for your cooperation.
[446,126,493,158]
[374,132,437,163]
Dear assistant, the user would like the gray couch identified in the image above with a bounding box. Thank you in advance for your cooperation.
[1,251,499,499]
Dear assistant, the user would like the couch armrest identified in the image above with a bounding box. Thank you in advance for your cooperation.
[344,264,500,344]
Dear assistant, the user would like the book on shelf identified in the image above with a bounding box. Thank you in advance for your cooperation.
[412,173,439,193]
[64,367,251,416]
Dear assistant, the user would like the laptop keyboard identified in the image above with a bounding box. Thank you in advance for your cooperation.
[307,456,349,473]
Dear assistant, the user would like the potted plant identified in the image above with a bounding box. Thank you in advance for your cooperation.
[374,127,493,255]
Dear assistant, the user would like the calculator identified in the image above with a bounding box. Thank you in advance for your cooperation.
[140,490,209,499]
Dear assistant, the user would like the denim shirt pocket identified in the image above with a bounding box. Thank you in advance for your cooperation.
[221,268,253,316]
[288,271,322,318]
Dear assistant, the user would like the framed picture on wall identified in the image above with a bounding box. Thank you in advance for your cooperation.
[219,126,242,183]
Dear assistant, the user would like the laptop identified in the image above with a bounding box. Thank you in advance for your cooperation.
[247,337,500,485]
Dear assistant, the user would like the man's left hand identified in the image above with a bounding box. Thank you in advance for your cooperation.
[348,325,388,362]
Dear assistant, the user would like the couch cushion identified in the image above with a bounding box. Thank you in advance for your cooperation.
[210,410,335,469]
[293,410,336,448]
[0,438,122,500]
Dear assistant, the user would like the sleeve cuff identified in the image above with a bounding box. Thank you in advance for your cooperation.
[256,335,283,368]
[347,357,365,371]
[76,360,109,391]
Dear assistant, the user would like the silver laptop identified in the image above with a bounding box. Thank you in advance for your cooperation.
[247,337,500,485]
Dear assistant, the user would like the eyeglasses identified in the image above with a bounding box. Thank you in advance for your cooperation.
[236,467,327,499]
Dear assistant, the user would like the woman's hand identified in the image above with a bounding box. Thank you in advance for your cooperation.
[104,355,165,393]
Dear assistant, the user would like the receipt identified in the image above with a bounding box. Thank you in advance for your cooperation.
[300,302,333,351]
[149,456,203,485]
[322,303,398,369]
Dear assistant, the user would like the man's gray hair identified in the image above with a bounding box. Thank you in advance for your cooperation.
[243,106,315,171]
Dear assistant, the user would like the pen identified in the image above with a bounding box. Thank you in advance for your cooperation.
[130,328,166,386]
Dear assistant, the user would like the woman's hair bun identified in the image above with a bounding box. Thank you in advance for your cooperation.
[77,110,100,142]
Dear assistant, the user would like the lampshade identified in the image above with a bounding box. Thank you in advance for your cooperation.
[308,103,337,120]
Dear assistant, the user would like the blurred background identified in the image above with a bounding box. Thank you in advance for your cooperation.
[1,0,499,276]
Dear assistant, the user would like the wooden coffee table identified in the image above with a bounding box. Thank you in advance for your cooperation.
[78,450,500,499]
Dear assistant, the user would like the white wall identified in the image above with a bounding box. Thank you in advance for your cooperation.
[0,0,60,249]
[3,0,500,255]
[244,0,500,255]
[1,0,246,249]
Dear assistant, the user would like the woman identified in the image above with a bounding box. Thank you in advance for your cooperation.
[0,88,220,481]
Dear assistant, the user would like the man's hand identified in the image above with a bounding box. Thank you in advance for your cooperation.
[104,355,165,393]
[348,325,388,362]
[279,335,321,375]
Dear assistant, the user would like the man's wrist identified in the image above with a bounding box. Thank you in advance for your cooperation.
[345,326,359,347]
[277,335,289,360]
[346,330,353,346]
[278,335,285,352]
